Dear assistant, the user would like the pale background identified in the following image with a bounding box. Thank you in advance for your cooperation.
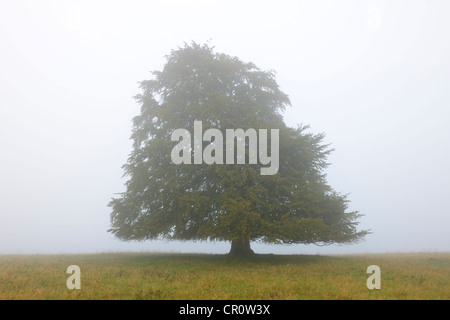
[1,0,449,254]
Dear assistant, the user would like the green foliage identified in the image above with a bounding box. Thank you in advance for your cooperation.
[108,42,369,248]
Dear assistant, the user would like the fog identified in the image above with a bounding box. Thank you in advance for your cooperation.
[1,0,449,255]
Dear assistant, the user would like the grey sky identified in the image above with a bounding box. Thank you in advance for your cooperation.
[0,0,449,254]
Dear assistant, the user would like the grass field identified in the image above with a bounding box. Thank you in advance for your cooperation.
[0,252,448,300]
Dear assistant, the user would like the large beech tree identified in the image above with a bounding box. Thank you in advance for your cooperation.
[108,43,368,255]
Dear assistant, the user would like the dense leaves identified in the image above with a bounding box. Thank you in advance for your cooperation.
[108,42,369,252]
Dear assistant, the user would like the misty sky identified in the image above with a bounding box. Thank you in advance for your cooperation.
[1,0,449,255]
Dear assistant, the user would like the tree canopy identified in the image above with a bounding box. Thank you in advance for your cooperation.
[108,42,369,255]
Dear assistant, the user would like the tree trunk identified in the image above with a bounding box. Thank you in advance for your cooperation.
[229,239,255,256]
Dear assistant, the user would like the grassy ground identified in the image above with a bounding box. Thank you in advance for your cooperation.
[0,252,448,300]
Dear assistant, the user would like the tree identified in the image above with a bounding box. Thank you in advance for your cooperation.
[108,42,369,256]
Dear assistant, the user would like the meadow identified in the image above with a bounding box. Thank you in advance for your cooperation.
[0,252,448,300]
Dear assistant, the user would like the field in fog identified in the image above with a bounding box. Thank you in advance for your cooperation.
[0,252,448,300]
